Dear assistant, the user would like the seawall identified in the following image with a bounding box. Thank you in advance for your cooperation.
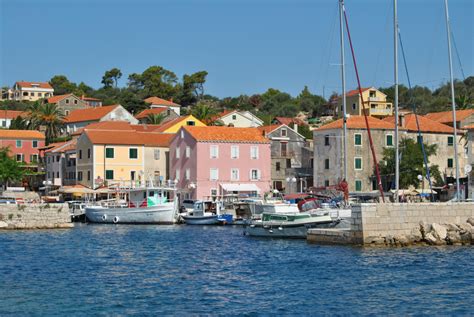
[0,203,73,230]
[308,202,474,246]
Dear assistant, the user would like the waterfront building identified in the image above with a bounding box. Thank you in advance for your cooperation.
[153,115,206,133]
[425,109,474,129]
[0,110,27,128]
[259,124,313,193]
[135,107,179,124]
[144,96,182,116]
[64,104,138,134]
[43,139,77,186]
[11,81,54,101]
[214,110,263,127]
[170,126,271,201]
[76,129,173,188]
[0,130,45,164]
[46,94,88,116]
[335,87,393,119]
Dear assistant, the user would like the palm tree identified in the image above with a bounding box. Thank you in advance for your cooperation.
[29,103,65,144]
[146,113,166,125]
[191,102,219,125]
[9,116,30,130]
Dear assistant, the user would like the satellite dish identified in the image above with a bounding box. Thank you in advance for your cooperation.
[464,164,472,174]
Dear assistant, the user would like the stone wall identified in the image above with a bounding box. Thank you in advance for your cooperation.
[0,203,73,230]
[352,202,474,244]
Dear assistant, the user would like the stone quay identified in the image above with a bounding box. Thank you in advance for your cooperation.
[0,203,73,230]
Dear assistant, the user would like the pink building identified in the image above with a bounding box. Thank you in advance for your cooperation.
[0,130,45,163]
[170,126,271,201]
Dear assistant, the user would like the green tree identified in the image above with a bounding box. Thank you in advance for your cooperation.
[49,75,77,95]
[296,86,326,115]
[102,68,122,88]
[9,116,30,130]
[128,66,179,99]
[191,101,219,124]
[28,103,64,144]
[146,113,167,125]
[0,147,24,188]
[180,71,208,106]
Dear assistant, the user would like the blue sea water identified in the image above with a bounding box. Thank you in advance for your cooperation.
[0,224,473,316]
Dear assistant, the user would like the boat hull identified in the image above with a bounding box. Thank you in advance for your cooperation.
[181,214,219,225]
[244,219,337,238]
[85,203,177,224]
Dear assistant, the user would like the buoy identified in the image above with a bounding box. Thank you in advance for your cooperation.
[278,227,283,231]
[113,216,119,224]
[102,214,107,221]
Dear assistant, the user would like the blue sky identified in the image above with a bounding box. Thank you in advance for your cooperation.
[1,0,472,98]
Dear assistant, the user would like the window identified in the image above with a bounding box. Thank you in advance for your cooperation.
[250,169,260,180]
[79,150,82,159]
[48,157,50,163]
[280,142,287,156]
[324,159,330,169]
[354,157,362,170]
[286,158,291,168]
[231,168,239,181]
[354,133,362,146]
[56,155,60,162]
[87,171,91,181]
[324,135,330,146]
[386,134,393,147]
[87,149,91,158]
[370,104,377,109]
[1,121,5,127]
[355,180,362,192]
[105,148,114,158]
[175,168,180,181]
[154,149,160,160]
[74,100,78,104]
[105,170,114,180]
[65,99,70,104]
[447,136,454,146]
[175,147,180,159]
[447,158,453,168]
[369,90,376,98]
[23,92,28,96]
[32,140,38,148]
[310,158,314,168]
[78,172,83,181]
[185,168,190,180]
[276,162,280,171]
[186,146,190,158]
[232,115,237,120]
[131,171,136,181]
[30,154,38,162]
[281,128,287,137]
[250,146,259,159]
[16,154,23,162]
[211,189,218,198]
[129,148,138,159]
[16,140,22,148]
[186,121,195,126]
[210,168,219,180]
[38,93,42,97]
[210,145,219,158]
[352,103,356,110]
[324,180,330,187]
[231,146,239,159]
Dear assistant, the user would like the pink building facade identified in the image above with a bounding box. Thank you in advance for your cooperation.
[170,126,271,201]
[0,130,45,164]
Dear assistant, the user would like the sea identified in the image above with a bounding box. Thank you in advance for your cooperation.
[0,224,473,316]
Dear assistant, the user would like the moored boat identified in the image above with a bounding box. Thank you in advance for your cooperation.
[180,200,233,225]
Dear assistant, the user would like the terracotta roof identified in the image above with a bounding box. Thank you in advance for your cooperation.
[135,107,169,119]
[82,121,134,131]
[317,115,397,131]
[16,81,53,90]
[184,126,269,143]
[65,105,119,123]
[345,87,371,97]
[0,110,27,119]
[273,117,307,126]
[47,94,73,104]
[84,130,173,147]
[81,96,101,101]
[44,139,77,153]
[383,114,454,134]
[425,109,474,124]
[130,124,162,132]
[144,97,180,107]
[0,130,45,139]
[465,124,474,130]
[257,124,282,135]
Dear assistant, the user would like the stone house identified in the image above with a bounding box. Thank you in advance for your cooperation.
[135,107,178,124]
[335,87,393,119]
[144,97,182,116]
[46,94,88,116]
[425,109,474,129]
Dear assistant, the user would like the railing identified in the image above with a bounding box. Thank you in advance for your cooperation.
[369,108,393,115]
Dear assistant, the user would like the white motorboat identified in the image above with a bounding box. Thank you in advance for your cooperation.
[180,200,233,225]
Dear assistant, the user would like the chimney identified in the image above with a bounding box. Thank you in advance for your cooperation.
[293,122,298,133]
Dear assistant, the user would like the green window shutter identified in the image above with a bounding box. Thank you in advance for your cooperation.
[386,135,393,146]
[447,158,453,168]
[355,158,362,170]
[129,148,138,159]
[105,148,114,158]
[355,180,362,191]
[447,136,454,146]
[354,134,362,146]
[105,170,114,180]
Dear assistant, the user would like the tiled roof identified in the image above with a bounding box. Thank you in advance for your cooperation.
[85,130,173,147]
[65,105,119,123]
[274,117,307,126]
[0,110,27,119]
[345,87,371,97]
[425,109,474,124]
[383,114,454,133]
[465,124,474,130]
[144,97,180,107]
[82,121,135,131]
[47,94,73,104]
[317,115,396,131]
[257,124,282,135]
[184,126,269,143]
[135,107,169,119]
[81,96,101,101]
[130,124,162,132]
[0,130,45,139]
[44,139,77,153]
[16,81,53,89]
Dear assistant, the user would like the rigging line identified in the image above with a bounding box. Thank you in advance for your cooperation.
[371,0,393,86]
[398,28,435,202]
[450,29,466,80]
[319,2,339,97]
[342,5,385,202]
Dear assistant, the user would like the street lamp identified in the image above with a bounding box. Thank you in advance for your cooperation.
[286,177,297,194]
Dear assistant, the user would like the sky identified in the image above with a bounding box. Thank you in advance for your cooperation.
[0,0,472,99]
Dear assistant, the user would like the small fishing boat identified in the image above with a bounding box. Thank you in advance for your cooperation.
[243,211,338,238]
[180,200,233,225]
[85,185,178,224]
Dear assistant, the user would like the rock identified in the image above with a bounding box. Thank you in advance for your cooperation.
[0,221,8,228]
[385,235,395,245]
[446,231,461,245]
[444,223,460,232]
[467,217,474,227]
[431,223,447,241]
[419,221,430,239]
[394,235,410,246]
[366,236,385,245]
[460,232,472,245]
[410,227,423,241]
[407,234,423,244]
[457,223,473,234]
[424,232,438,245]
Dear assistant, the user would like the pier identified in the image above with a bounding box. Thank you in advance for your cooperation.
[0,203,73,230]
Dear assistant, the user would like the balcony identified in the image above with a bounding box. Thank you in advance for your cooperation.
[370,108,393,116]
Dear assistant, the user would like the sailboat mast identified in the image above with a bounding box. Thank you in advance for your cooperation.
[394,0,399,202]
[444,0,461,200]
[339,0,347,181]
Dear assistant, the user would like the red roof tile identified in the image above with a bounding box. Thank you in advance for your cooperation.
[153,116,200,133]
[85,130,173,147]
[274,117,307,126]
[383,114,454,133]
[425,109,474,124]
[130,124,162,132]
[47,94,73,104]
[16,81,53,89]
[144,97,180,107]
[0,130,45,139]
[317,115,397,131]
[257,124,282,135]
[0,110,27,119]
[80,96,101,101]
[44,139,77,153]
[135,107,169,119]
[345,87,371,97]
[184,126,269,143]
[65,105,119,123]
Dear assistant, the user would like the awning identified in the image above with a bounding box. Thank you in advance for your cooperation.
[220,183,260,192]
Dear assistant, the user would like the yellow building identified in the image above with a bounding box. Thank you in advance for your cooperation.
[336,87,393,118]
[154,115,206,133]
[76,129,173,188]
[12,81,54,101]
